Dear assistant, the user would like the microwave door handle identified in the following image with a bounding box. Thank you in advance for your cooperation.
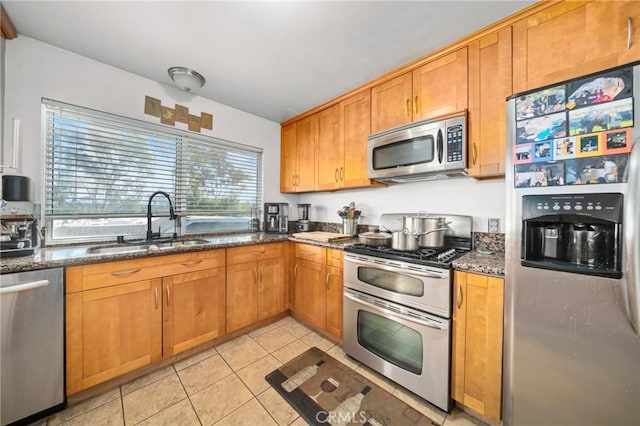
[344,256,448,279]
[624,136,640,335]
[437,128,444,164]
[344,291,448,330]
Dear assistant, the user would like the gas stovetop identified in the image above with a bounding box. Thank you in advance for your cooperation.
[344,243,469,268]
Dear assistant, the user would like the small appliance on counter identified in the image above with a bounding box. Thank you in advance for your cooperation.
[264,202,289,234]
[249,207,261,232]
[1,175,39,257]
[296,203,314,232]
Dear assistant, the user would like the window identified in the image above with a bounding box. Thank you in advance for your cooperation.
[43,99,263,244]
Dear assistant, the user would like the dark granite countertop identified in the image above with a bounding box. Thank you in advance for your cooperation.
[2,229,504,276]
[287,236,359,250]
[0,233,291,274]
[453,250,505,277]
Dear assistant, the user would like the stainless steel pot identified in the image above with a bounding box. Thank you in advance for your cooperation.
[401,213,429,235]
[391,231,419,251]
[418,217,451,247]
[358,231,391,247]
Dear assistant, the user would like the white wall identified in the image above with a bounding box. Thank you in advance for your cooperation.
[297,177,505,232]
[1,35,293,207]
[2,36,506,232]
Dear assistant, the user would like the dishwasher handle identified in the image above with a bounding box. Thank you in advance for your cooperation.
[0,279,49,295]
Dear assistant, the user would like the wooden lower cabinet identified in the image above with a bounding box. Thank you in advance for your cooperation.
[452,270,504,422]
[66,278,162,393]
[65,249,225,395]
[325,264,343,338]
[293,258,327,330]
[226,243,287,333]
[293,244,344,339]
[162,267,226,357]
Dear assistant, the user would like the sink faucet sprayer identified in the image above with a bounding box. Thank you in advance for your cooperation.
[147,191,177,241]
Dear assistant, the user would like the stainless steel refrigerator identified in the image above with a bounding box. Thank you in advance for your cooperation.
[504,64,640,426]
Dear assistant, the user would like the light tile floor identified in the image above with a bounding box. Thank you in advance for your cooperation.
[34,316,488,426]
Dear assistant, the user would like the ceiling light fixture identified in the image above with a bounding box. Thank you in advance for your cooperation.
[167,66,206,92]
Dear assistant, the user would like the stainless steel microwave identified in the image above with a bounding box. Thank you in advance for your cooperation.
[367,111,467,183]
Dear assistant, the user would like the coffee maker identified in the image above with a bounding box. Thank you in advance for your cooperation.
[1,201,38,257]
[296,203,314,232]
[521,193,622,278]
[264,203,289,234]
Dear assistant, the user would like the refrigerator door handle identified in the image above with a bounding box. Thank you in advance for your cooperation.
[624,137,640,335]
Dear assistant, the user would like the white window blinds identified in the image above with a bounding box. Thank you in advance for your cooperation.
[43,99,263,240]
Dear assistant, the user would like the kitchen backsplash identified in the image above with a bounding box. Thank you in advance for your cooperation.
[474,232,505,254]
[295,221,505,254]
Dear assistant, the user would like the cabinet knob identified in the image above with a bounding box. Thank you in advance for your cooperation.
[414,96,419,115]
[166,285,170,306]
[456,281,463,309]
[628,17,633,50]
[406,99,411,117]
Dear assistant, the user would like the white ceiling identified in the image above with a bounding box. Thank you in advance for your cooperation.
[3,1,534,123]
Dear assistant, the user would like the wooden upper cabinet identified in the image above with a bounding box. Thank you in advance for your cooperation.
[281,117,316,193]
[413,47,468,121]
[315,104,343,191]
[371,72,413,133]
[342,89,375,189]
[513,1,639,93]
[280,123,297,193]
[467,28,512,178]
[371,48,468,134]
[296,116,316,192]
[617,0,640,65]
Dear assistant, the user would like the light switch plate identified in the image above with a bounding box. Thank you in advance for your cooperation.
[488,218,500,233]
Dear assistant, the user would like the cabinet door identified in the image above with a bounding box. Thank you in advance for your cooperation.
[226,262,259,333]
[293,259,326,330]
[413,48,468,120]
[315,104,343,191]
[617,0,640,65]
[371,72,413,133]
[258,256,287,320]
[513,1,621,93]
[67,279,162,394]
[163,267,226,357]
[281,122,297,193]
[467,29,512,178]
[452,271,504,422]
[342,89,376,189]
[296,115,316,192]
[326,265,344,339]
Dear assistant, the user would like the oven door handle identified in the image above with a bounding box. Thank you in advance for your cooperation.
[344,292,448,330]
[345,257,448,279]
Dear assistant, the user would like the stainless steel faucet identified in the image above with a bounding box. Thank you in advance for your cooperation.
[146,191,177,241]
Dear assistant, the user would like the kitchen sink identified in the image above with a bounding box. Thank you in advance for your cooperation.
[86,239,210,255]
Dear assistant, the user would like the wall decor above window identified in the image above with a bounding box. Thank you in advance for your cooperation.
[144,95,213,133]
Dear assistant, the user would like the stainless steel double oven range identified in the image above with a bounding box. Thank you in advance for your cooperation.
[342,213,472,412]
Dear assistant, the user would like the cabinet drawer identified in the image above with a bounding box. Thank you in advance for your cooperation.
[326,249,343,268]
[74,250,225,291]
[295,243,326,263]
[227,242,283,265]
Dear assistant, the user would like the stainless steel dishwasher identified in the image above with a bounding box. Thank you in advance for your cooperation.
[1,268,65,425]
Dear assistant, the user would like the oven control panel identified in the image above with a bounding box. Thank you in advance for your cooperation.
[522,193,623,222]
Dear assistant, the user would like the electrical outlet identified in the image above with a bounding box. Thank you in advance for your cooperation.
[488,218,500,233]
